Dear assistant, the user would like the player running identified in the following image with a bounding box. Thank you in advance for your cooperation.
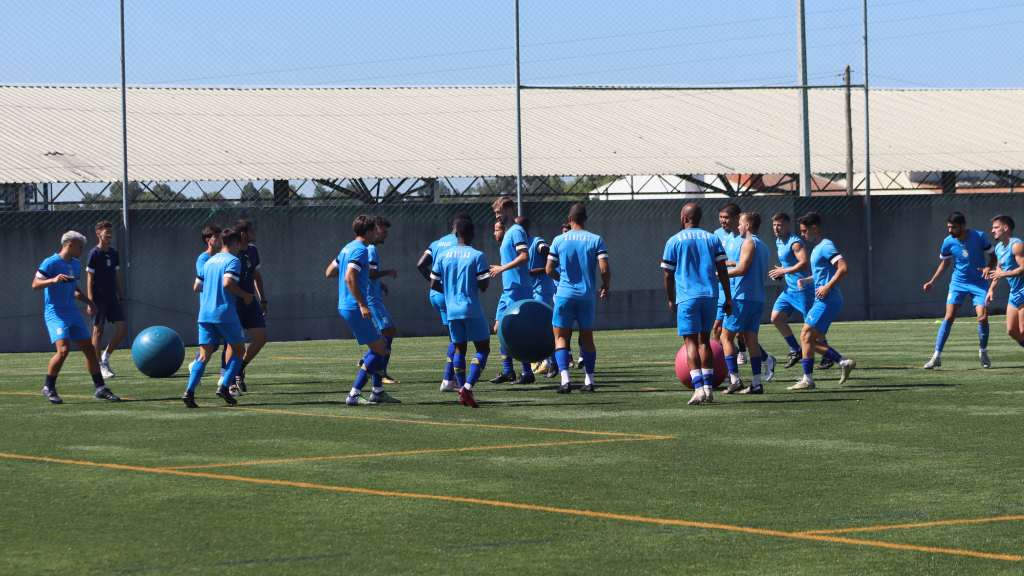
[985,215,1024,356]
[662,204,732,405]
[923,212,998,369]
[788,212,856,390]
[230,220,268,395]
[191,226,228,379]
[86,220,127,379]
[721,212,773,394]
[33,231,121,404]
[517,216,557,377]
[767,213,815,369]
[489,196,535,385]
[366,216,400,384]
[182,228,250,408]
[327,215,400,406]
[546,204,610,393]
[430,219,492,408]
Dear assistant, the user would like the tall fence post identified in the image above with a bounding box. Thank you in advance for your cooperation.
[862,0,873,320]
[514,0,524,216]
[845,66,853,197]
[796,0,812,198]
[119,0,132,341]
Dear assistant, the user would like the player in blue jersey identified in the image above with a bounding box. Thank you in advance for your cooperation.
[32,231,121,404]
[430,219,492,408]
[662,204,732,405]
[720,212,774,395]
[713,205,743,353]
[517,216,558,377]
[417,212,473,392]
[767,213,816,369]
[327,215,401,406]
[923,212,998,369]
[365,216,400,385]
[788,212,857,390]
[183,228,252,408]
[546,204,611,394]
[985,215,1024,357]
[488,196,536,385]
[190,225,228,380]
[86,221,127,379]
[230,220,268,395]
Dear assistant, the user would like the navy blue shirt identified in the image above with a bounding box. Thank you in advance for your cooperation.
[236,244,260,295]
[86,246,119,300]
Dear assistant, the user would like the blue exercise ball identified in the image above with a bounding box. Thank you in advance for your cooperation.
[497,299,556,364]
[132,326,185,378]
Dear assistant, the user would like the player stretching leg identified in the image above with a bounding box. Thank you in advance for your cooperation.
[230,220,268,395]
[86,221,127,379]
[546,204,610,394]
[985,215,1024,359]
[327,215,400,406]
[430,219,492,408]
[923,212,997,369]
[417,213,473,392]
[721,212,771,394]
[767,213,816,371]
[663,204,732,405]
[367,216,400,384]
[489,196,536,385]
[33,231,120,404]
[183,229,250,408]
[788,213,856,390]
[191,226,228,378]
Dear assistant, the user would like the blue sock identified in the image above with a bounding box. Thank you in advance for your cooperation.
[759,345,769,362]
[453,353,467,388]
[467,353,488,387]
[521,361,533,376]
[353,351,373,390]
[581,351,596,374]
[737,340,747,353]
[823,347,843,363]
[979,323,990,349]
[725,354,738,376]
[784,335,800,352]
[187,360,207,391]
[547,354,556,366]
[501,346,514,374]
[444,343,455,382]
[383,337,393,372]
[91,372,105,388]
[802,358,815,376]
[555,348,571,372]
[44,374,57,389]
[222,355,243,386]
[935,320,952,352]
[751,356,762,376]
[821,339,828,347]
[366,351,385,390]
[692,371,705,389]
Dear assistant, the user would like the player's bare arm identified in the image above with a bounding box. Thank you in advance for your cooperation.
[74,286,97,316]
[598,257,610,298]
[344,266,371,319]
[416,252,433,281]
[663,269,676,313]
[728,238,755,277]
[326,261,340,278]
[715,259,732,315]
[490,248,528,277]
[254,268,267,315]
[223,277,253,305]
[545,258,561,282]
[924,258,951,292]
[769,240,809,280]
[817,258,849,300]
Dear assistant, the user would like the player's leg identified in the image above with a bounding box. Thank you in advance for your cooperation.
[183,340,218,408]
[380,324,399,383]
[720,326,742,392]
[685,298,717,405]
[451,338,469,391]
[972,282,991,368]
[73,337,119,400]
[552,297,578,393]
[490,293,518,383]
[577,322,596,393]
[736,332,748,364]
[42,338,73,404]
[739,330,764,393]
[1006,303,1023,343]
[91,322,105,366]
[928,286,963,367]
[99,300,127,378]
[773,299,802,369]
[212,323,247,406]
[684,332,707,405]
[430,291,456,389]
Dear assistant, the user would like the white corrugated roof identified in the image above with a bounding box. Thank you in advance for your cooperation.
[1,85,1021,183]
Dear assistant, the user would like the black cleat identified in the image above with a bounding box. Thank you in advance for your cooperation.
[94,387,121,402]
[511,373,536,385]
[182,390,198,408]
[784,351,801,369]
[489,371,516,384]
[556,383,572,394]
[42,386,63,404]
[579,383,595,393]
[235,372,247,393]
[545,367,560,378]
[817,358,835,370]
[216,385,238,405]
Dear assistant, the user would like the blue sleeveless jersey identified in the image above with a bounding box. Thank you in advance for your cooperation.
[996,237,1024,296]
[732,235,770,303]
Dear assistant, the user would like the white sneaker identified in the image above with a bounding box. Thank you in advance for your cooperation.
[440,382,459,392]
[737,351,747,365]
[100,362,115,379]
[923,355,941,369]
[763,355,776,382]
[788,376,815,390]
[980,350,991,369]
[839,358,856,384]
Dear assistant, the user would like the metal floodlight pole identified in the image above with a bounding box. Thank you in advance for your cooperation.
[119,0,132,336]
[514,0,524,215]
[863,0,873,320]
[796,0,812,198]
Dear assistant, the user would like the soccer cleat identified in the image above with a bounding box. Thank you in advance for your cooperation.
[382,375,400,385]
[181,390,198,408]
[737,351,747,365]
[235,373,247,393]
[576,357,584,369]
[215,385,238,405]
[763,355,777,382]
[439,382,459,392]
[94,387,121,402]
[99,362,115,379]
[579,383,595,393]
[42,386,63,404]
[817,358,835,370]
[721,379,744,394]
[739,385,764,395]
[980,350,991,369]
[530,361,543,373]
[546,366,559,378]
[488,371,516,384]
[188,360,196,372]
[788,377,815,390]
[346,394,377,406]
[556,383,571,394]
[458,388,479,408]
[510,373,536,385]
[356,358,364,369]
[228,384,242,397]
[784,351,801,369]
[839,359,856,384]
[369,390,401,404]
[924,356,941,369]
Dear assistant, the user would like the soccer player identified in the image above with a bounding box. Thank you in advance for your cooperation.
[517,216,557,377]
[86,221,127,379]
[489,196,535,385]
[32,231,121,404]
[191,225,228,379]
[327,215,401,406]
[183,228,251,408]
[430,219,492,408]
[767,213,815,369]
[545,203,610,393]
[367,216,400,384]
[230,220,267,395]
[417,212,473,392]
[721,212,772,394]
[788,212,856,390]
[923,212,998,369]
[662,204,731,405]
[985,215,1024,353]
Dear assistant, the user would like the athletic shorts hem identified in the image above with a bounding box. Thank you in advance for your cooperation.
[553,296,596,330]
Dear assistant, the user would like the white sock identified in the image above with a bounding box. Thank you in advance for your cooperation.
[539,361,550,369]
[561,370,570,385]
[349,388,360,397]
[464,382,473,391]
[100,351,111,363]
[689,369,702,385]
[220,368,227,378]
[701,368,714,381]
[752,375,762,386]
[933,351,942,358]
[980,348,988,353]
[729,373,741,385]
[584,373,595,386]
[805,373,815,383]
[441,379,450,387]
[371,387,384,393]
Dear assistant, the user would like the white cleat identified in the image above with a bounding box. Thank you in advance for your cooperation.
[788,376,815,390]
[99,362,115,379]
[763,355,776,382]
[440,382,459,392]
[737,351,747,365]
[980,350,991,369]
[839,358,856,384]
[923,356,941,369]
[188,360,195,372]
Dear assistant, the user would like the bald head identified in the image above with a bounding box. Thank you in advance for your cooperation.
[681,203,702,229]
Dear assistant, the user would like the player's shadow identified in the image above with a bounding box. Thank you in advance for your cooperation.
[734,397,862,404]
[841,383,956,389]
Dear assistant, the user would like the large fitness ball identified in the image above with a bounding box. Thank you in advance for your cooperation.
[132,326,186,378]
[497,299,556,364]
[675,341,728,389]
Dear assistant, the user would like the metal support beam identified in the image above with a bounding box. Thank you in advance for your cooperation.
[514,0,524,215]
[863,0,873,321]
[796,0,812,198]
[273,179,290,205]
[845,65,854,196]
[119,0,132,339]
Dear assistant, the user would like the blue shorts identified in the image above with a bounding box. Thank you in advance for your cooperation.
[448,316,490,343]
[724,299,764,334]
[198,321,244,345]
[235,296,266,330]
[717,292,727,321]
[534,292,555,306]
[430,291,448,326]
[804,298,843,334]
[339,308,382,345]
[368,299,394,331]
[496,287,534,321]
[1010,292,1024,308]
[947,280,990,307]
[553,296,597,330]
[772,290,815,317]
[45,313,91,343]
[93,298,126,326]
[677,297,717,336]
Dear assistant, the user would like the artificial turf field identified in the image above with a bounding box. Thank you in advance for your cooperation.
[2,319,1023,575]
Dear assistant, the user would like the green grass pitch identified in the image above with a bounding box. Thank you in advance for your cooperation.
[2,319,1023,575]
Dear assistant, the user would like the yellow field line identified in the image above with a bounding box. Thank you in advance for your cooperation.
[1,452,1019,562]
[796,515,1024,535]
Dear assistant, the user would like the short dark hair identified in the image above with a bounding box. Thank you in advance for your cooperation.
[201,225,222,243]
[94,220,113,233]
[568,203,588,224]
[797,212,822,228]
[492,196,515,211]
[221,228,242,248]
[515,215,531,230]
[741,212,761,232]
[233,219,254,234]
[561,219,571,231]
[455,218,475,241]
[353,215,376,236]
[772,212,790,223]
[947,212,966,226]
[992,214,1015,230]
[374,215,392,229]
[719,203,741,218]
[453,212,472,226]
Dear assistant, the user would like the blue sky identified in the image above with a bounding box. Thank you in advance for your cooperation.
[2,0,1021,89]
